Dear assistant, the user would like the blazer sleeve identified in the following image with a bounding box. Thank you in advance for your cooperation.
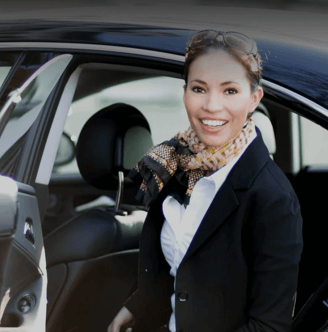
[236,191,303,332]
[123,288,143,318]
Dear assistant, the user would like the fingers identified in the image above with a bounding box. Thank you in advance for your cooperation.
[107,321,133,332]
[107,321,118,332]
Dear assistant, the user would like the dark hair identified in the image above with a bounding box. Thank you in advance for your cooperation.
[182,38,263,94]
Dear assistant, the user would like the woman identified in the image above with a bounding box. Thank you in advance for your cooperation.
[108,30,303,332]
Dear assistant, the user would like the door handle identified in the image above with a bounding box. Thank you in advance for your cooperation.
[24,218,35,245]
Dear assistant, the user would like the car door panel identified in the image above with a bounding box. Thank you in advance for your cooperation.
[0,53,73,331]
[0,177,47,330]
[46,249,139,332]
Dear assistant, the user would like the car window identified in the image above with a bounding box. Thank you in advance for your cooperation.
[0,53,24,100]
[300,116,328,168]
[0,53,73,177]
[0,66,11,87]
[54,76,189,174]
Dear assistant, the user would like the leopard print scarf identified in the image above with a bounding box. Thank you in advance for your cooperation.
[129,117,255,207]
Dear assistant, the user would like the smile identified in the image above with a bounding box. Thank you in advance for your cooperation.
[201,119,228,127]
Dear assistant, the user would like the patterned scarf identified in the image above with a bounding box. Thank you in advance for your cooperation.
[129,117,255,207]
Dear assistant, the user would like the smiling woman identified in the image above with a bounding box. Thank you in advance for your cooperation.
[108,30,303,332]
[183,49,263,149]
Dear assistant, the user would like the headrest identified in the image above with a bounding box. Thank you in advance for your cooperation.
[252,104,276,156]
[76,103,153,190]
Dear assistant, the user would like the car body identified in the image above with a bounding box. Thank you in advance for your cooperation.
[1,5,328,332]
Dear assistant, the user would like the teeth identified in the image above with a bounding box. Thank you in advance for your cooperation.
[202,119,227,127]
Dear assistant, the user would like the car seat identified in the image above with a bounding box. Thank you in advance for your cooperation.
[252,103,276,159]
[44,103,153,332]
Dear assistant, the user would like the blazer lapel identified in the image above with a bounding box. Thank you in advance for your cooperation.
[181,127,271,262]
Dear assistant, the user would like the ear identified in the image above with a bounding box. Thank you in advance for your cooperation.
[250,86,264,112]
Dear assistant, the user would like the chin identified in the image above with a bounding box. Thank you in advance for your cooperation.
[196,127,230,148]
[202,138,225,148]
[200,134,226,148]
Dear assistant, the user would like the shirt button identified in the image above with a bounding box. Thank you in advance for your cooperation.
[178,292,188,302]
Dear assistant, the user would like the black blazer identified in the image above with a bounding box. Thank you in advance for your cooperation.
[125,128,303,332]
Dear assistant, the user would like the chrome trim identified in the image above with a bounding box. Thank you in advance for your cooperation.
[291,112,301,174]
[115,171,124,212]
[261,79,328,118]
[0,42,185,62]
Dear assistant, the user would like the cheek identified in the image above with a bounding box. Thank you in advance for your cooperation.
[231,93,249,105]
[231,95,253,113]
[229,102,251,123]
[184,93,199,116]
[186,109,198,130]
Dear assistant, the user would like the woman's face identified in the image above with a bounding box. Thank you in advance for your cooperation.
[183,50,263,148]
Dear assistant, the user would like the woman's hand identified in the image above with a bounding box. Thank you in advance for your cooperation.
[107,306,135,332]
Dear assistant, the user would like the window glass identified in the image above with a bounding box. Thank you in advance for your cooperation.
[55,76,189,174]
[0,66,11,87]
[300,116,328,167]
[0,53,24,101]
[0,53,73,176]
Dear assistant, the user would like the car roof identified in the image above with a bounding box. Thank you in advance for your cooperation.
[0,21,190,55]
[0,6,327,109]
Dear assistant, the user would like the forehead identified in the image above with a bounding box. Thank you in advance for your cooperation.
[188,50,249,84]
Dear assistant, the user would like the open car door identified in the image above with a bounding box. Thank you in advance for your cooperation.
[0,54,73,331]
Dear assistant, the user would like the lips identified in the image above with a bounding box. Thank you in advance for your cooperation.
[199,117,228,135]
[201,119,228,127]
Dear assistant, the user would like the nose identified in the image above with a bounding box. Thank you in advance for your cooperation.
[203,90,224,113]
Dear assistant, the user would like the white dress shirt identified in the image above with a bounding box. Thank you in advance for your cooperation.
[160,129,257,332]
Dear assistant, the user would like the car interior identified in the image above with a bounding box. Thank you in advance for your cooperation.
[43,61,328,332]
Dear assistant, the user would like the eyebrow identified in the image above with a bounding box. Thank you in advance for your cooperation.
[221,81,240,86]
[190,79,240,86]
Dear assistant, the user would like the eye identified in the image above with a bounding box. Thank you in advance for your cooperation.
[225,88,238,95]
[192,86,205,93]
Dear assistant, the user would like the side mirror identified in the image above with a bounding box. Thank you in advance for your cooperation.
[54,132,75,167]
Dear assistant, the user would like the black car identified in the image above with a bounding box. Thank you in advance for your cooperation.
[1,8,328,332]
